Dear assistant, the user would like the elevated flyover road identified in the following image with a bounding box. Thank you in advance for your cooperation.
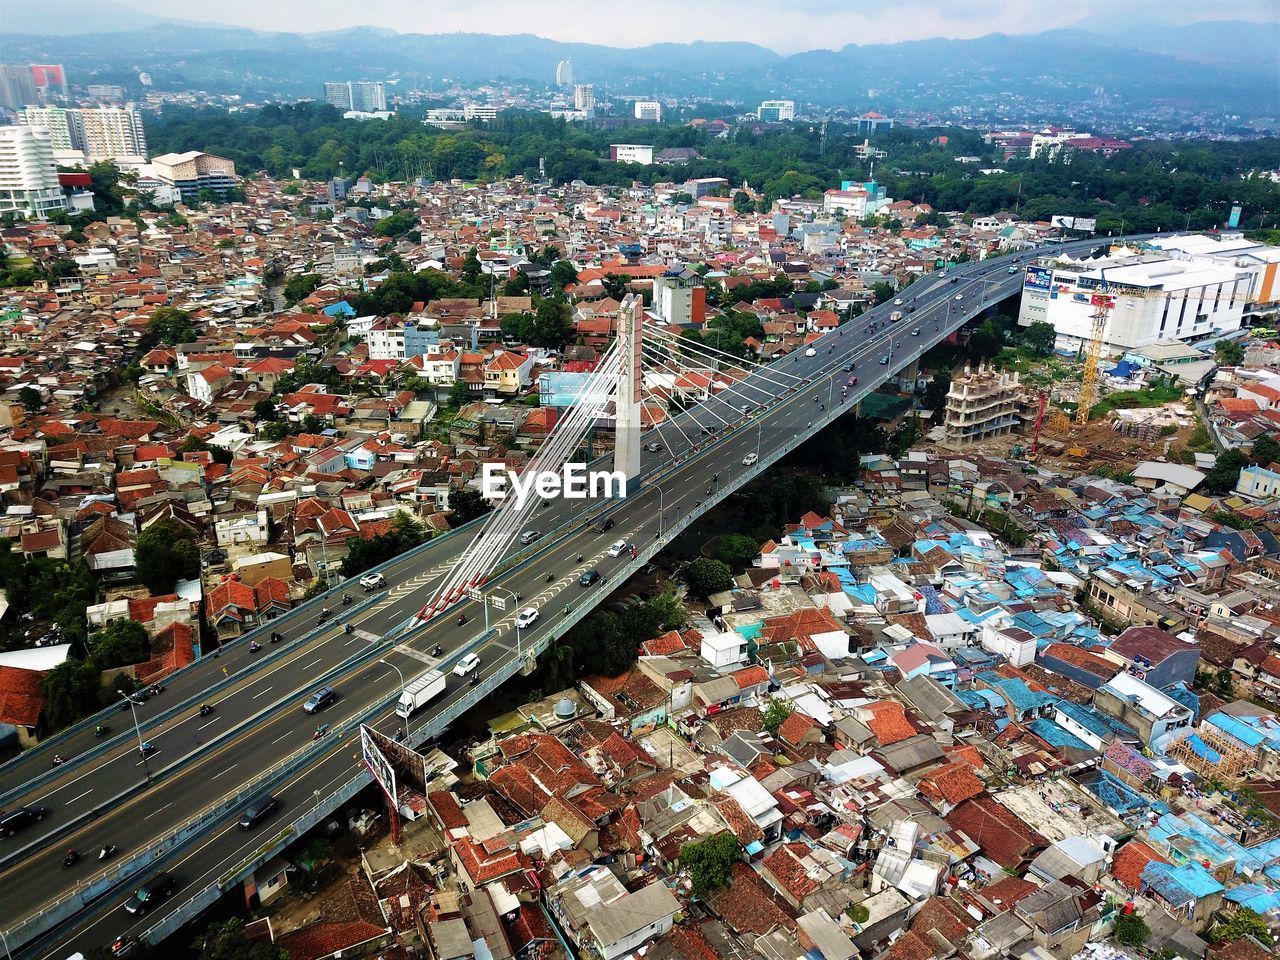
[10,234,1161,957]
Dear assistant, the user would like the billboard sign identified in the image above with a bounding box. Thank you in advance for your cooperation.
[1051,215,1097,232]
[1090,294,1116,309]
[1024,266,1053,291]
[1229,205,1243,229]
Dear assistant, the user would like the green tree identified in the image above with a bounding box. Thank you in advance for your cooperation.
[340,512,427,578]
[461,246,483,284]
[1252,433,1280,467]
[733,190,754,214]
[969,318,1005,359]
[763,698,793,736]
[198,918,289,960]
[1113,914,1149,949]
[684,557,733,597]
[548,260,578,292]
[680,832,740,897]
[501,272,530,297]
[601,274,630,301]
[373,210,416,237]
[1208,907,1272,943]
[253,398,278,422]
[531,299,575,349]
[1021,321,1057,357]
[870,281,896,305]
[283,273,321,305]
[923,370,951,412]
[90,619,151,669]
[17,386,42,412]
[1203,448,1249,495]
[1214,339,1245,365]
[41,660,103,731]
[148,306,196,345]
[448,488,493,527]
[448,380,472,409]
[135,519,200,593]
[714,534,760,573]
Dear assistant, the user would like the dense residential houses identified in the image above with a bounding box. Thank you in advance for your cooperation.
[5,170,1280,960]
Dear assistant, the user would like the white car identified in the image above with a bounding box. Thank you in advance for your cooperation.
[607,539,629,558]
[742,452,758,466]
[953,293,964,301]
[453,653,481,677]
[893,298,904,306]
[514,606,540,629]
[804,347,816,357]
[359,572,385,591]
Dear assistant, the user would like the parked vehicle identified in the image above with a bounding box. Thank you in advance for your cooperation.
[395,669,448,718]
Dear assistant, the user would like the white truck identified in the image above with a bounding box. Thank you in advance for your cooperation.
[395,669,447,718]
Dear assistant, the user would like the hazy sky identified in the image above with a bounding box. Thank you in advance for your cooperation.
[115,0,1278,52]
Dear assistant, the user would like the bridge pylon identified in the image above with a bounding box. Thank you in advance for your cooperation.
[614,294,643,492]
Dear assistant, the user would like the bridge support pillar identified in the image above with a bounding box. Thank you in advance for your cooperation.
[902,358,920,383]
[519,653,537,676]
[614,294,643,494]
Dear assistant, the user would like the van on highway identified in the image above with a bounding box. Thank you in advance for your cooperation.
[889,311,902,323]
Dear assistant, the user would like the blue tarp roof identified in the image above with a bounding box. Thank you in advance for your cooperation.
[1142,861,1224,905]
[1206,711,1266,748]
[1028,718,1092,751]
[1225,883,1280,915]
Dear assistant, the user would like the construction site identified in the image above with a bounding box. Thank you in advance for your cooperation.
[931,287,1208,471]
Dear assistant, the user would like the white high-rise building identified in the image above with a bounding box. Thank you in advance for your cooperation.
[324,81,387,113]
[556,58,574,87]
[756,99,795,122]
[0,126,69,218]
[574,84,595,115]
[18,104,147,164]
[634,101,662,122]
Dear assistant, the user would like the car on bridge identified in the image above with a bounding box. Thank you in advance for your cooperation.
[954,293,964,300]
[607,539,629,558]
[879,355,889,364]
[124,872,177,915]
[520,530,541,545]
[580,569,601,587]
[453,653,481,676]
[303,686,337,714]
[0,804,47,837]
[594,517,614,534]
[238,794,279,830]
[742,452,758,466]
[515,606,541,629]
[360,572,386,591]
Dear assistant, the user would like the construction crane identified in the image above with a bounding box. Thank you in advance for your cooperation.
[1075,293,1114,425]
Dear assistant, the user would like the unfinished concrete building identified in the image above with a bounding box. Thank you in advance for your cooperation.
[943,362,1021,445]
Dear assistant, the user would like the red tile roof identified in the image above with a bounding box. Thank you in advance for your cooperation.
[946,796,1048,868]
[0,666,45,727]
[1111,839,1167,891]
[917,762,985,808]
[777,710,817,747]
[763,842,821,901]
[865,700,917,746]
[708,862,796,934]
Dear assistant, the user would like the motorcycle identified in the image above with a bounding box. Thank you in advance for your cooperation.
[94,724,109,739]
[457,614,467,626]
[313,723,330,741]
[98,844,118,861]
[62,850,80,869]
[341,594,352,607]
[198,704,213,717]
[470,673,480,687]
[52,754,66,767]
[270,631,281,644]
[139,742,156,757]
[344,624,354,635]
[248,641,261,653]
[546,573,554,582]
[433,644,443,657]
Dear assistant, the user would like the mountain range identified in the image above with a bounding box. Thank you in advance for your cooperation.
[2,2,1276,126]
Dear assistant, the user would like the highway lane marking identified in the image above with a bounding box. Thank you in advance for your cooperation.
[197,717,220,731]
[142,802,172,821]
[271,732,293,746]
[64,789,93,805]
[135,751,158,767]
[251,686,274,700]
[210,765,237,779]
[302,657,323,670]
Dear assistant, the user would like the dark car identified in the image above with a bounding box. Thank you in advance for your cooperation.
[579,569,601,587]
[124,872,176,915]
[303,686,337,714]
[111,935,141,957]
[594,518,614,534]
[643,442,663,452]
[842,363,855,372]
[0,805,47,837]
[238,794,279,830]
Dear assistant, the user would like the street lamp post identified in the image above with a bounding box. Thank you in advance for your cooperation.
[119,692,150,781]
[379,659,408,742]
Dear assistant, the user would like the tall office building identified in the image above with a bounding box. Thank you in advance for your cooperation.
[756,99,795,122]
[0,126,69,218]
[30,64,68,102]
[634,100,662,122]
[573,84,595,115]
[324,81,387,113]
[0,65,37,110]
[555,58,574,87]
[18,104,147,164]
